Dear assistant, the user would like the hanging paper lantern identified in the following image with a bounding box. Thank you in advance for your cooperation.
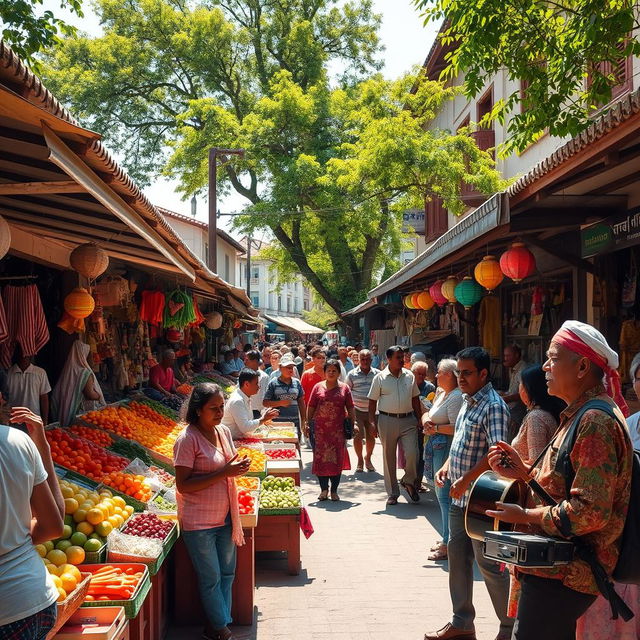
[500,242,536,283]
[69,242,109,279]
[411,293,422,309]
[429,280,448,306]
[0,214,10,260]
[416,291,435,310]
[474,255,504,291]
[441,276,458,303]
[454,276,483,310]
[64,287,95,319]
[403,294,416,309]
[205,311,223,330]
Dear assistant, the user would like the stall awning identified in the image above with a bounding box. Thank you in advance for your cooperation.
[263,314,324,334]
[341,299,377,318]
[369,193,509,299]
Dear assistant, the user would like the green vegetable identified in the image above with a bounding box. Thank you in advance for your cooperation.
[109,440,152,465]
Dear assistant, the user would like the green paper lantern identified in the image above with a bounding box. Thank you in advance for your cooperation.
[454,276,483,310]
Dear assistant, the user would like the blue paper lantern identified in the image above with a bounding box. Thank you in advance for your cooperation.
[454,276,483,309]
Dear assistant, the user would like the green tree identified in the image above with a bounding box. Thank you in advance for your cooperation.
[414,0,640,154]
[302,303,339,331]
[1,0,83,63]
[43,0,505,314]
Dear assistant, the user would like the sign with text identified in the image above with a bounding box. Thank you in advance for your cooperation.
[402,209,425,234]
[580,209,640,258]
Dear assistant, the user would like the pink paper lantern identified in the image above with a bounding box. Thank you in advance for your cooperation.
[429,280,448,306]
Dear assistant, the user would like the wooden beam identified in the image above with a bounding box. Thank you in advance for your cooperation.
[0,180,86,195]
[525,236,595,275]
[587,169,640,196]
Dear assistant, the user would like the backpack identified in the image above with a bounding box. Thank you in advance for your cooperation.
[553,398,640,620]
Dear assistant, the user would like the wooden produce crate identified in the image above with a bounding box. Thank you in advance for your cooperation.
[53,606,127,640]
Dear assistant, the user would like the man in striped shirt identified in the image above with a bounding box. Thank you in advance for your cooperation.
[425,346,512,640]
[346,349,379,472]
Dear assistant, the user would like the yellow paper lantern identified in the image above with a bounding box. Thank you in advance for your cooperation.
[474,255,504,291]
[64,288,95,319]
[416,291,435,310]
[404,294,416,309]
[69,242,109,279]
[441,276,458,303]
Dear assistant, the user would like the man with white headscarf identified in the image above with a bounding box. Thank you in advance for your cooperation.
[483,321,633,640]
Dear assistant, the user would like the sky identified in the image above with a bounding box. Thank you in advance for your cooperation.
[40,0,438,230]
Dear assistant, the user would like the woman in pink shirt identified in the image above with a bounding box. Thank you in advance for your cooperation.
[174,383,251,640]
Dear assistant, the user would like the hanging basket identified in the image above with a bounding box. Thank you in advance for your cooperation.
[205,311,223,330]
[69,242,109,279]
[0,214,10,261]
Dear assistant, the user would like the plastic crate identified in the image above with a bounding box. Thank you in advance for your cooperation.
[112,520,178,576]
[80,564,150,619]
[54,606,126,640]
[82,541,107,564]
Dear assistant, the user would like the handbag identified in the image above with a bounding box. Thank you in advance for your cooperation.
[343,416,354,440]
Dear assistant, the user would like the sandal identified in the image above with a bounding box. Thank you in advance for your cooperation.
[355,465,364,473]
[402,482,420,502]
[330,492,340,501]
[365,459,375,472]
[430,540,444,551]
[386,496,398,505]
[318,490,329,501]
[428,544,448,561]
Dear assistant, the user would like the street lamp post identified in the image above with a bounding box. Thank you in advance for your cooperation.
[208,147,244,274]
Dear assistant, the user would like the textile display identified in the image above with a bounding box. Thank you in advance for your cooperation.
[139,290,165,326]
[0,284,49,369]
[163,289,196,329]
[478,295,501,358]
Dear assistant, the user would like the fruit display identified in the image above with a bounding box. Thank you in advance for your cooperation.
[47,429,129,481]
[259,475,301,511]
[123,513,174,541]
[151,493,177,512]
[237,489,256,515]
[107,529,163,561]
[176,383,193,395]
[69,425,113,447]
[82,403,183,459]
[192,374,236,395]
[101,471,154,502]
[36,481,134,571]
[234,438,265,451]
[136,397,179,419]
[109,439,154,466]
[236,476,260,491]
[235,447,267,473]
[265,447,297,460]
[45,561,86,602]
[149,465,175,487]
[84,565,145,601]
[262,475,296,491]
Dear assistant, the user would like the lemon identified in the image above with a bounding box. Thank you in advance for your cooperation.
[46,549,68,567]
[34,544,47,558]
[50,575,62,588]
[64,498,79,515]
[76,521,94,536]
[59,572,78,593]
[57,587,67,602]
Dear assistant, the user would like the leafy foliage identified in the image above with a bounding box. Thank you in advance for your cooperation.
[42,0,506,313]
[302,304,339,331]
[414,0,640,154]
[0,0,83,63]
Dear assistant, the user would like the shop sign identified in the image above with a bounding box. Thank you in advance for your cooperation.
[403,210,425,234]
[580,209,640,257]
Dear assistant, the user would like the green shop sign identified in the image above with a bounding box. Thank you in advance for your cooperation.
[581,209,640,258]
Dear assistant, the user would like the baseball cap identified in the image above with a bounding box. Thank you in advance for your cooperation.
[280,354,296,367]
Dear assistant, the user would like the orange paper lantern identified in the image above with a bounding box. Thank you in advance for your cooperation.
[416,291,435,310]
[411,293,422,309]
[64,288,95,319]
[441,276,458,303]
[500,242,536,283]
[474,255,504,291]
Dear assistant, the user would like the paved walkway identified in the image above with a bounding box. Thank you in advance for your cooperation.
[169,440,500,640]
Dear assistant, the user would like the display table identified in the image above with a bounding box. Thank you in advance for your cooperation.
[171,528,255,626]
[254,513,301,575]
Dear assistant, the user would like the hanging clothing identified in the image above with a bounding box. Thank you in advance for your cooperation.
[478,296,501,358]
[51,341,106,426]
[139,290,165,326]
[0,284,49,369]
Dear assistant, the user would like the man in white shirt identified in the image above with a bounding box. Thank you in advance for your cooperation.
[368,345,424,505]
[6,347,51,424]
[222,369,279,439]
[243,350,270,419]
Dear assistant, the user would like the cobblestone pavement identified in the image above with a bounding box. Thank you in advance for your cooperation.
[169,440,500,640]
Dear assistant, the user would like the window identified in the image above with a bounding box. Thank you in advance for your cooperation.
[303,299,309,311]
[476,86,493,123]
[277,295,282,311]
[425,197,448,242]
[287,297,292,313]
[251,266,259,281]
[204,242,209,264]
[251,293,260,307]
[590,40,632,102]
[224,254,230,281]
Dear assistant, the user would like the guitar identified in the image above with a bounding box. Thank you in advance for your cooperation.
[465,443,557,541]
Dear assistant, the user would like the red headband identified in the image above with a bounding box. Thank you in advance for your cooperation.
[553,328,629,417]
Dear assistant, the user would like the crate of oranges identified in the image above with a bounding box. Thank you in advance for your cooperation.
[99,472,154,510]
[235,447,267,478]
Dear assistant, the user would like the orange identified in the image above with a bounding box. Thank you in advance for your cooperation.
[64,498,79,515]
[59,572,78,592]
[76,521,94,536]
[57,587,67,602]
[65,545,85,565]
[73,509,88,524]
[60,564,82,582]
[50,575,62,589]
[86,508,104,526]
[60,486,74,499]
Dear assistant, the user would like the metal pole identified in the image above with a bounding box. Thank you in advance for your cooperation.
[208,148,217,272]
[246,234,252,297]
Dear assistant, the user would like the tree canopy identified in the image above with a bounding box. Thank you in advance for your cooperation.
[415,0,640,154]
[43,0,505,313]
[1,0,83,62]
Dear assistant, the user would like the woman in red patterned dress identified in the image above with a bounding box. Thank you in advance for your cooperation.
[304,358,356,502]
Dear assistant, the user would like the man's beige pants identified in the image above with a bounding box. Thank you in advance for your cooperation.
[377,413,418,498]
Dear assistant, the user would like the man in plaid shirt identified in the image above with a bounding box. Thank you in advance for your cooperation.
[424,347,513,640]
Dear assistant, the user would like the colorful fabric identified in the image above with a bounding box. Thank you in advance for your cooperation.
[519,386,632,596]
[448,383,510,507]
[0,602,57,639]
[138,290,165,326]
[511,408,557,465]
[300,370,324,406]
[0,285,49,369]
[553,320,629,417]
[149,364,175,393]
[308,382,353,476]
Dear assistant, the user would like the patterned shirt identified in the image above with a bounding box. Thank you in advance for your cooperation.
[448,382,510,507]
[263,376,304,425]
[519,386,632,595]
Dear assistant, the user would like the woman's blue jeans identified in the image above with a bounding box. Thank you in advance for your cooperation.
[182,518,237,629]
[427,437,452,544]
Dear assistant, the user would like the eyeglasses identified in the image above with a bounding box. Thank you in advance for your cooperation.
[454,368,478,378]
